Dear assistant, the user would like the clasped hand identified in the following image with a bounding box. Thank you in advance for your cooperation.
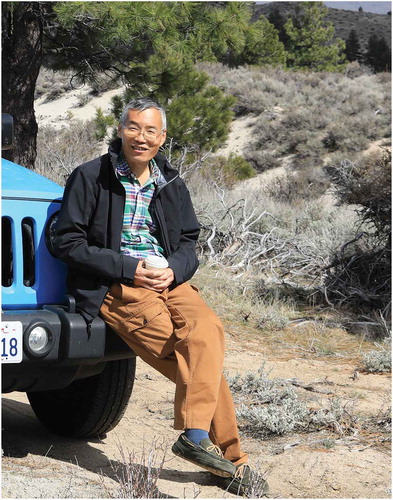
[133,261,174,292]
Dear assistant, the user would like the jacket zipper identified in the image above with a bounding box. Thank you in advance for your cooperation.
[155,198,171,256]
[154,169,179,256]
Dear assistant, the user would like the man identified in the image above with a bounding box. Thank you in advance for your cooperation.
[54,97,264,495]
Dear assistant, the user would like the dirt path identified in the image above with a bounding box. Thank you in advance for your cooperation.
[2,330,391,499]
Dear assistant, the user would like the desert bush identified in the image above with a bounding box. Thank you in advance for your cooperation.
[35,121,102,185]
[228,364,356,438]
[255,303,291,331]
[326,149,391,244]
[199,154,256,188]
[322,242,391,317]
[228,364,309,436]
[35,67,73,100]
[191,263,297,331]
[35,66,121,101]
[266,167,331,202]
[244,150,280,172]
[344,61,373,79]
[323,149,391,321]
[361,337,391,373]
[200,63,391,171]
[105,440,168,499]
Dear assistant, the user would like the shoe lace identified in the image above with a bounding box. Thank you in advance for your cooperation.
[234,464,250,479]
[206,443,224,457]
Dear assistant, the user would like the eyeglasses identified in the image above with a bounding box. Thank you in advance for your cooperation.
[122,126,163,141]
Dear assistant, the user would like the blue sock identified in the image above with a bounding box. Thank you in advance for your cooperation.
[185,428,209,445]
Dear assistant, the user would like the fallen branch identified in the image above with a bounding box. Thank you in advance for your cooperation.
[286,378,335,394]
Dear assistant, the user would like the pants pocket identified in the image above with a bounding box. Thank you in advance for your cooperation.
[122,301,175,359]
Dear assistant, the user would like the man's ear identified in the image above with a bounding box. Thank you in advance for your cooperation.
[159,130,167,147]
[117,123,123,137]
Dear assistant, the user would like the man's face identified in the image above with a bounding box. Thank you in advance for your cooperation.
[118,108,166,166]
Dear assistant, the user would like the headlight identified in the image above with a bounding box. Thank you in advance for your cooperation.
[24,322,53,358]
[28,326,50,353]
[45,211,60,257]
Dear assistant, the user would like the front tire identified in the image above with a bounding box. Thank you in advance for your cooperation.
[27,358,136,438]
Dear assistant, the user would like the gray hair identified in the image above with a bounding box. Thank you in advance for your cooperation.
[120,97,167,130]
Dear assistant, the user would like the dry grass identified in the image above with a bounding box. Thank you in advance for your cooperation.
[102,439,170,499]
[35,120,102,185]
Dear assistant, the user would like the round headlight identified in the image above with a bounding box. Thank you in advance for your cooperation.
[28,326,50,354]
[45,211,60,257]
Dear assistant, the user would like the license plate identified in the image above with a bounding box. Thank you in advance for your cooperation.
[1,321,23,363]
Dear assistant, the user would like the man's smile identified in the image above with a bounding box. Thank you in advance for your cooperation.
[131,145,149,152]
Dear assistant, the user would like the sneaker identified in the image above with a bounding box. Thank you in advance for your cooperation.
[220,464,269,497]
[172,433,236,477]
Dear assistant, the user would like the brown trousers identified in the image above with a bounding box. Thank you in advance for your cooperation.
[100,281,247,465]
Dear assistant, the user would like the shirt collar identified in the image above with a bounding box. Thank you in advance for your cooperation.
[116,151,159,183]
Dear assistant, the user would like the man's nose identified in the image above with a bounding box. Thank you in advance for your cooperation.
[134,131,147,142]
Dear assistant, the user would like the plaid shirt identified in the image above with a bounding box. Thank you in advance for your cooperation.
[116,152,165,259]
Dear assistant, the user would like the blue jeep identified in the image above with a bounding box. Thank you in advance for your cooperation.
[1,114,136,438]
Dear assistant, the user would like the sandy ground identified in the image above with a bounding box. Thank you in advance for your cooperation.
[35,87,126,128]
[2,327,391,499]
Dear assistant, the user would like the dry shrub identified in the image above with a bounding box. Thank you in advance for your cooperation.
[35,67,73,101]
[361,336,391,373]
[192,180,357,271]
[323,149,391,324]
[35,66,119,101]
[35,121,103,185]
[266,167,331,202]
[200,63,391,171]
[323,244,391,317]
[228,364,359,438]
[104,440,168,499]
[326,149,391,243]
[244,149,280,171]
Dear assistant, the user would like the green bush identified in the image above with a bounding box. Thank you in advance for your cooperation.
[200,154,256,187]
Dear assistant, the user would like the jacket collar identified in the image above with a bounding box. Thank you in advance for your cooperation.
[108,138,178,183]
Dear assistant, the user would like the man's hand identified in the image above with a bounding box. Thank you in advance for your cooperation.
[133,261,174,292]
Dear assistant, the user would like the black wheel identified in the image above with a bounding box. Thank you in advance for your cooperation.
[27,358,136,438]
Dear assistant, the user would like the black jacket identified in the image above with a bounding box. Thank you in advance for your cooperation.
[53,138,200,322]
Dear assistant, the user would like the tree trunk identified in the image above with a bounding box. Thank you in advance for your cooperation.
[2,2,43,169]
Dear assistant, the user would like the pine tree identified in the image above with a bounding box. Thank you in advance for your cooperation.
[267,6,290,48]
[365,34,391,72]
[96,64,236,153]
[345,29,362,62]
[284,1,347,71]
[233,16,287,67]
[1,1,269,168]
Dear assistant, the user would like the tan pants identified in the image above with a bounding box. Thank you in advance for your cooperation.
[100,281,248,465]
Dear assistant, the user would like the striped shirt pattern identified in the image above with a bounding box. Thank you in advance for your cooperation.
[116,152,165,259]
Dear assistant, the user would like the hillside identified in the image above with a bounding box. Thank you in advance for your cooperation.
[252,1,392,50]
